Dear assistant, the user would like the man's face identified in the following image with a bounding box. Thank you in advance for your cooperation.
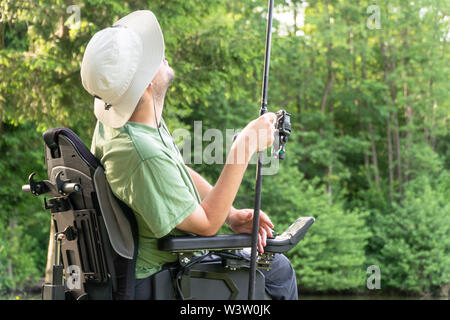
[152,56,175,98]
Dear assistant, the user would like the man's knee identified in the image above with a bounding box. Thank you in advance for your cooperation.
[266,254,296,283]
[263,254,298,300]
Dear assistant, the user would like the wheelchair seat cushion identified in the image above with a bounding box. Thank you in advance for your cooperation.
[93,166,135,259]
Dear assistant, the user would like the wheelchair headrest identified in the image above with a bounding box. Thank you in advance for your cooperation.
[43,127,100,169]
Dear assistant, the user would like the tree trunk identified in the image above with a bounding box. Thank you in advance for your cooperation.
[381,39,398,201]
[357,99,372,183]
[56,16,66,38]
[430,99,437,151]
[362,53,380,189]
[352,30,373,186]
[386,116,394,201]
[320,0,334,131]
[293,6,302,116]
[403,28,411,184]
[0,22,5,50]
[319,44,333,123]
[425,80,433,148]
[392,113,402,195]
[319,0,334,202]
[368,122,380,187]
[404,81,412,183]
[385,45,403,196]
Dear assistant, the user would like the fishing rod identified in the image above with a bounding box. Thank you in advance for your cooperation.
[248,0,291,300]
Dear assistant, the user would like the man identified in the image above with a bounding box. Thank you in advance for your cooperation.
[81,10,297,300]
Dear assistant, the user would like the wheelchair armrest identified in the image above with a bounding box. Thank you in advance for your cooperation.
[158,234,251,252]
[158,216,315,254]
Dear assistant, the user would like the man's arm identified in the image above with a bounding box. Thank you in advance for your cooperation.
[186,166,237,223]
[176,113,276,237]
[186,165,274,253]
[185,166,212,200]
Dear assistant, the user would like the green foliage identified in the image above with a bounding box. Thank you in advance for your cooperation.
[256,155,371,292]
[370,173,450,295]
[0,120,49,292]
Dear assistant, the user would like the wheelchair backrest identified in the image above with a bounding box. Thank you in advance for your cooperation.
[41,127,138,300]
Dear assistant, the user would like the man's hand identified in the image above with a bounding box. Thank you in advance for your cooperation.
[236,112,277,154]
[226,208,274,253]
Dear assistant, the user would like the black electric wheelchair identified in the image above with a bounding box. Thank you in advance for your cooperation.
[22,127,314,300]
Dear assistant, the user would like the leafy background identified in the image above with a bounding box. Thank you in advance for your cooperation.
[0,0,448,298]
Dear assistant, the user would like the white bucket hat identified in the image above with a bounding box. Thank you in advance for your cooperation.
[81,10,165,128]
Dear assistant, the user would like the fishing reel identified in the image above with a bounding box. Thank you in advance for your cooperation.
[272,109,291,160]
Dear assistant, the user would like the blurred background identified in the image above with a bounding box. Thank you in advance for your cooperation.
[0,0,448,299]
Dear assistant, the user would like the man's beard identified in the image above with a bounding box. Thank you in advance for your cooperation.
[154,68,174,105]
[154,68,175,104]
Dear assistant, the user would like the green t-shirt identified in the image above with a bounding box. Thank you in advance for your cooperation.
[90,119,201,279]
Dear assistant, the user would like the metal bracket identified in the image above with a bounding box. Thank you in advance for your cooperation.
[23,172,49,196]
[257,252,275,271]
[55,171,81,195]
[22,171,81,197]
[44,197,72,212]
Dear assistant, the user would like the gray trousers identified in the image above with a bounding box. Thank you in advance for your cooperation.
[234,250,298,300]
[135,250,298,300]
